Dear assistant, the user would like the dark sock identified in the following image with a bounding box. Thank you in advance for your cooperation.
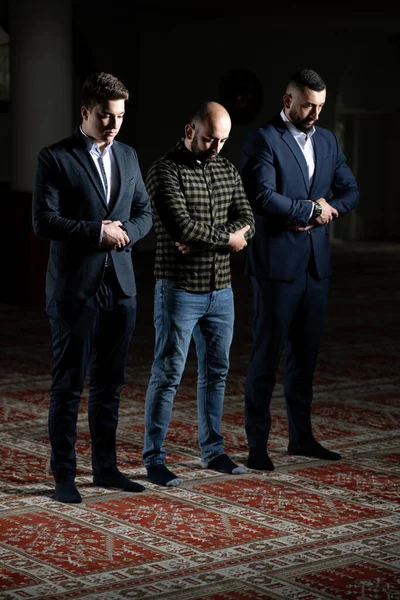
[288,440,341,461]
[203,453,248,474]
[55,481,82,504]
[147,464,182,487]
[247,450,275,471]
[93,470,145,493]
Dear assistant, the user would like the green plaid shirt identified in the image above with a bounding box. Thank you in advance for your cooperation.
[146,140,255,292]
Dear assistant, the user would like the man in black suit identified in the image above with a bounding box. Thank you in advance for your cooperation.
[33,72,153,503]
[241,68,360,471]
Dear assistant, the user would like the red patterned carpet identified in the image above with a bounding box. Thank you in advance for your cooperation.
[0,242,399,599]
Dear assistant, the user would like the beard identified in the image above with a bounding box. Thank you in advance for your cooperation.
[288,108,314,133]
[190,134,217,162]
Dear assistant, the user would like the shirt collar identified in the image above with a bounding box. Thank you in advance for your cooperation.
[79,126,113,156]
[280,109,315,140]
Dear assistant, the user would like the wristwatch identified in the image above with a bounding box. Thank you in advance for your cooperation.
[311,201,322,221]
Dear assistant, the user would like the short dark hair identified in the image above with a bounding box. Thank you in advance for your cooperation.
[287,68,326,92]
[81,72,129,108]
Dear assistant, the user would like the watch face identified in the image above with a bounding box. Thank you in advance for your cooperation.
[314,204,322,218]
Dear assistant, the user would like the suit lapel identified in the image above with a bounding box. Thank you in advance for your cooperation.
[309,130,322,198]
[71,132,109,210]
[110,142,126,212]
[280,127,310,194]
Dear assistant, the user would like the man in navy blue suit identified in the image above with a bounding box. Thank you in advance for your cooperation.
[240,68,360,471]
[33,72,152,502]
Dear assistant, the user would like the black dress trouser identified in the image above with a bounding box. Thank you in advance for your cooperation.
[245,263,329,450]
[46,268,137,482]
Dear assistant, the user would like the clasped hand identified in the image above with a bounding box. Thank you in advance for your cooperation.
[175,224,250,255]
[100,220,130,249]
[290,198,339,232]
[313,198,339,225]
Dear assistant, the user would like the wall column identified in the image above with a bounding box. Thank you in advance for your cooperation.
[6,0,72,305]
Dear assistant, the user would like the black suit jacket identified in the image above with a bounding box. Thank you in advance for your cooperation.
[241,115,360,282]
[33,129,153,300]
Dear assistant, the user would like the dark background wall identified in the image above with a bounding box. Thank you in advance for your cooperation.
[73,1,400,242]
[1,0,400,305]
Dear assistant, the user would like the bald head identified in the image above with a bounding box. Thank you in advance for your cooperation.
[191,101,231,129]
[185,101,231,161]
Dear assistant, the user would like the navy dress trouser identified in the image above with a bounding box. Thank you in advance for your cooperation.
[245,266,329,451]
[46,267,137,482]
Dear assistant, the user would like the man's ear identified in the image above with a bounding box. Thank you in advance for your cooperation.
[185,123,195,140]
[283,94,292,110]
[81,105,88,120]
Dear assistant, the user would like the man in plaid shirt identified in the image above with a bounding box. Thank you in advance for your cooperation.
[143,101,255,486]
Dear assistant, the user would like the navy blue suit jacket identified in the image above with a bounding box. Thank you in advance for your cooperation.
[33,128,153,300]
[241,115,360,281]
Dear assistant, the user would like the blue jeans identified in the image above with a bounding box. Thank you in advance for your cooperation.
[143,279,234,467]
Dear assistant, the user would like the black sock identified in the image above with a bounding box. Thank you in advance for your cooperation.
[204,454,248,474]
[93,470,145,493]
[247,450,275,471]
[147,464,182,487]
[55,481,82,504]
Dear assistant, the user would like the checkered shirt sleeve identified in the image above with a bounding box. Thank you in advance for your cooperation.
[145,141,255,292]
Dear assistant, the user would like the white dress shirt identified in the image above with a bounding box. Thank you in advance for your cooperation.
[280,109,316,183]
[80,127,120,263]
[280,109,316,219]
